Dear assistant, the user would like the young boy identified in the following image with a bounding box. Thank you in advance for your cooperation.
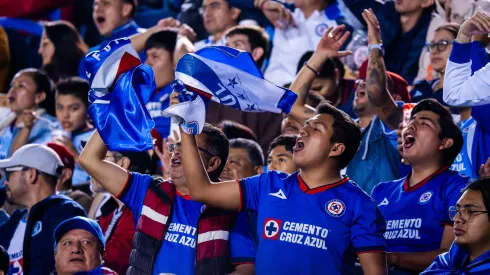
[267,135,299,174]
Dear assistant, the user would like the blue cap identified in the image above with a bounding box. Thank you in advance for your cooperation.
[54,217,105,249]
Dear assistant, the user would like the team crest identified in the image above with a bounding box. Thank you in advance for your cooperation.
[32,221,42,237]
[325,199,346,217]
[263,218,282,240]
[315,23,329,36]
[419,191,433,204]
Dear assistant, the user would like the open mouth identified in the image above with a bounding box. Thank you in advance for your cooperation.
[170,157,181,167]
[69,258,84,263]
[8,97,15,103]
[293,138,304,151]
[96,16,106,24]
[403,134,416,149]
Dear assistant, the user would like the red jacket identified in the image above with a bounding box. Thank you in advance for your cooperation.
[98,198,134,275]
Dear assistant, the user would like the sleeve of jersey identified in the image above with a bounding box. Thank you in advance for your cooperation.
[419,253,452,275]
[440,176,471,225]
[351,199,386,254]
[229,212,257,265]
[117,172,153,224]
[238,173,268,212]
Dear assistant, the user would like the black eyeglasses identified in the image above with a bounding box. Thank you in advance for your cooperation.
[425,40,452,53]
[448,206,489,222]
[168,142,217,157]
[4,166,31,181]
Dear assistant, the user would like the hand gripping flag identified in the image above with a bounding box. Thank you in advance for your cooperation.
[162,46,298,134]
[81,37,155,151]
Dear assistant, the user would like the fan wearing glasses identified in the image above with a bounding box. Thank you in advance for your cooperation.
[410,24,460,112]
[422,178,490,274]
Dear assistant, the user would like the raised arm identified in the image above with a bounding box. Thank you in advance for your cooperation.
[78,130,129,197]
[289,25,351,122]
[363,9,401,130]
[180,128,241,211]
[443,13,490,107]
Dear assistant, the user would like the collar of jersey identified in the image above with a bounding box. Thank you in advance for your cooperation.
[297,173,349,194]
[176,190,191,200]
[403,166,449,192]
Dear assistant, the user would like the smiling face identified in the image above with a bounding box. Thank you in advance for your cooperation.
[55,229,102,275]
[93,0,132,37]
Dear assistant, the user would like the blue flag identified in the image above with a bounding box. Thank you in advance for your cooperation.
[81,38,155,151]
[162,46,298,134]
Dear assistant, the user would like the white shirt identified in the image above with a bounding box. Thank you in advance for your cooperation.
[8,216,27,275]
[194,35,226,50]
[444,59,490,107]
[264,8,340,86]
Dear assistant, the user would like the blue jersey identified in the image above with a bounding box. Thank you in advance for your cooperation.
[120,172,256,275]
[451,118,477,179]
[71,128,94,185]
[239,170,386,274]
[371,168,470,253]
[146,85,172,138]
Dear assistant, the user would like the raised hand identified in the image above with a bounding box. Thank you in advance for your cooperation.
[480,157,490,178]
[457,12,490,43]
[260,1,295,29]
[314,25,352,62]
[362,8,382,45]
[18,110,36,129]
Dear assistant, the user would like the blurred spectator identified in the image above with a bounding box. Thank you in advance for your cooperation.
[47,142,93,213]
[90,0,143,53]
[79,126,256,274]
[97,151,150,275]
[267,135,298,174]
[39,21,89,83]
[0,245,7,275]
[0,188,7,226]
[220,138,264,180]
[0,26,10,94]
[0,144,85,275]
[296,51,357,118]
[0,69,60,160]
[52,217,118,275]
[225,25,269,68]
[177,0,208,41]
[195,0,241,49]
[262,0,352,86]
[345,10,410,194]
[422,178,490,274]
[206,23,282,155]
[344,0,435,84]
[54,77,94,185]
[0,0,74,19]
[280,91,324,136]
[372,99,470,273]
[144,30,177,139]
[218,120,258,142]
[410,24,460,112]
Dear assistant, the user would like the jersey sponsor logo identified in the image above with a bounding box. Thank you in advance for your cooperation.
[164,223,197,248]
[378,198,389,206]
[146,102,164,118]
[325,199,346,217]
[315,23,329,36]
[8,258,23,275]
[31,221,42,237]
[451,154,467,173]
[384,218,422,240]
[269,189,287,200]
[262,218,330,250]
[419,191,433,204]
[263,218,282,239]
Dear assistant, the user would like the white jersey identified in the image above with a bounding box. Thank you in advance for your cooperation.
[8,216,27,275]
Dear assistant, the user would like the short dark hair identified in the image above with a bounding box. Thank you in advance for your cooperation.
[316,101,362,169]
[0,245,8,273]
[462,178,490,221]
[122,0,137,17]
[269,135,297,155]
[18,68,56,117]
[306,92,325,108]
[113,151,152,174]
[144,30,178,53]
[435,23,460,39]
[297,51,345,82]
[55,77,90,108]
[225,25,269,67]
[230,138,264,167]
[217,120,258,142]
[411,99,463,166]
[201,123,230,181]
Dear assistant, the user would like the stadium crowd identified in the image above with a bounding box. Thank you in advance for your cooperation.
[0,0,490,274]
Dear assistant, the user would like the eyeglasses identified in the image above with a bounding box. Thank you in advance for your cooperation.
[4,166,31,181]
[425,40,452,53]
[448,206,489,222]
[168,142,217,157]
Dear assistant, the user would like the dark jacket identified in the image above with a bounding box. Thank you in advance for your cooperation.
[0,195,86,275]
